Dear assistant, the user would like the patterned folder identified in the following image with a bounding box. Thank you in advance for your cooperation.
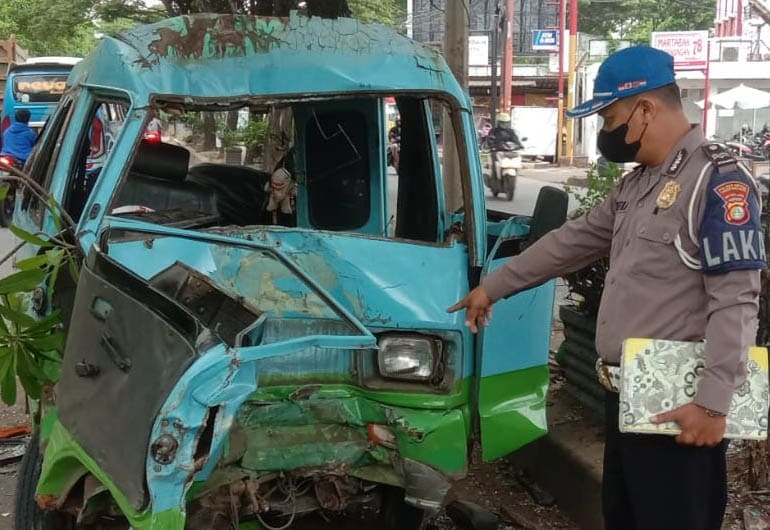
[619,338,770,440]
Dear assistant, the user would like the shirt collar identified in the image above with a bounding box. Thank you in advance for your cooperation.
[654,125,704,179]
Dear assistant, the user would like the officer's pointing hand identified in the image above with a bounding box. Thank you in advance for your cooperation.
[447,286,493,334]
[650,403,726,447]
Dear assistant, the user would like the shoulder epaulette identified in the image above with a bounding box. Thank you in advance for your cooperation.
[701,143,739,174]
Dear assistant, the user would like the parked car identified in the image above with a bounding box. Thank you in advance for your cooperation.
[11,13,567,530]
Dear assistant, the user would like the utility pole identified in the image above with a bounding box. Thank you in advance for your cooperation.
[489,5,501,122]
[501,0,515,113]
[556,0,566,163]
[565,0,578,164]
[444,0,470,212]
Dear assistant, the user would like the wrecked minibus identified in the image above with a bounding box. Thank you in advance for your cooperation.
[8,12,568,530]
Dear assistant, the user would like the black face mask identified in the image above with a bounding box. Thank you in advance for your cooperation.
[597,104,647,163]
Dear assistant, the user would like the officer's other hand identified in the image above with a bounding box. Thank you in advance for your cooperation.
[650,403,726,447]
[447,287,493,334]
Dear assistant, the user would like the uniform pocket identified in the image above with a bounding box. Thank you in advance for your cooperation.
[630,218,682,279]
[636,218,679,245]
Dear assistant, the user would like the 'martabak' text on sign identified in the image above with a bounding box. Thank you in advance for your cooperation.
[651,31,708,70]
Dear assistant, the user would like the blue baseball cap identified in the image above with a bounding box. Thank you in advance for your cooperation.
[566,46,676,119]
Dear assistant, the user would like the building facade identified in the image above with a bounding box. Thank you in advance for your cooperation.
[411,0,558,57]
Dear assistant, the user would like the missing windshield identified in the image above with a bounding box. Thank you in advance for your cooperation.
[107,92,466,246]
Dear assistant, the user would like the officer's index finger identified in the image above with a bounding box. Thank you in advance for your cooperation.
[446,301,466,313]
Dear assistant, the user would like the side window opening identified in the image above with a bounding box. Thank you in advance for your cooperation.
[65,100,129,222]
[388,96,439,242]
[22,98,74,217]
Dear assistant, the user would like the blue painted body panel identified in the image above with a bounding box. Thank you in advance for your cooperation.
[481,271,556,376]
[104,219,471,330]
[70,14,462,109]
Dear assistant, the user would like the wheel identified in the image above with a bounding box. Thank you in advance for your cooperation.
[0,187,15,227]
[15,434,75,530]
[380,487,426,530]
[505,174,517,201]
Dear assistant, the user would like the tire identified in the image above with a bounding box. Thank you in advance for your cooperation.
[15,434,74,530]
[0,187,14,227]
[505,174,516,201]
[380,487,426,530]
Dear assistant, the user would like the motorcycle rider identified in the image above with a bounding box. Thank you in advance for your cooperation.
[1,109,37,166]
[486,113,523,182]
[487,112,523,151]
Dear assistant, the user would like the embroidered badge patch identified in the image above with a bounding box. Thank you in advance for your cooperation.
[715,181,751,225]
[700,170,767,274]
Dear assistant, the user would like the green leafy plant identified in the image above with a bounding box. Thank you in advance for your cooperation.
[562,162,625,314]
[0,178,81,405]
[564,161,624,218]
[242,118,269,150]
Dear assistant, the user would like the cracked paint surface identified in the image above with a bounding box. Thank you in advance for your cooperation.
[67,13,466,110]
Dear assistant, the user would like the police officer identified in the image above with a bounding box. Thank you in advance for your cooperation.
[449,46,765,530]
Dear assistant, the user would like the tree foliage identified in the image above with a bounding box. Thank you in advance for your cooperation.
[0,0,99,55]
[579,0,715,42]
[0,0,404,57]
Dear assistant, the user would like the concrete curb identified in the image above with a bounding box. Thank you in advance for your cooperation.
[521,161,553,170]
[510,387,606,530]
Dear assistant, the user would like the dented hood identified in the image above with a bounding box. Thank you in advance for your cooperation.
[102,217,468,331]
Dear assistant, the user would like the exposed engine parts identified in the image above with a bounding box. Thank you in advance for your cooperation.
[185,471,380,530]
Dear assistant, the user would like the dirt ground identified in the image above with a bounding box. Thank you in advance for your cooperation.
[0,385,32,530]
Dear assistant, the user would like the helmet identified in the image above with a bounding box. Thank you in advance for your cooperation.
[497,112,511,123]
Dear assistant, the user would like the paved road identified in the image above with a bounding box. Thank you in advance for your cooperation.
[483,174,580,217]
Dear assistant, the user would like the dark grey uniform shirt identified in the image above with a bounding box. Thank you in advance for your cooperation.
[483,126,763,414]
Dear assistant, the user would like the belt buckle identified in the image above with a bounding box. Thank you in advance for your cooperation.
[595,358,617,393]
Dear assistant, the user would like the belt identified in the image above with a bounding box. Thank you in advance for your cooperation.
[596,358,621,393]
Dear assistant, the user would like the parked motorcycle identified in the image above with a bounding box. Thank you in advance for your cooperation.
[482,140,524,201]
[722,125,770,160]
[0,154,18,227]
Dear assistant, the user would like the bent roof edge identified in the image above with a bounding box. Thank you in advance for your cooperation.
[69,12,467,106]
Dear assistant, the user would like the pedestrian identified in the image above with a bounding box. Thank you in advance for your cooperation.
[449,45,765,530]
[1,109,37,165]
[387,117,401,171]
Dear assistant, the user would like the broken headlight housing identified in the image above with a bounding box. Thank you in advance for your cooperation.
[377,333,443,382]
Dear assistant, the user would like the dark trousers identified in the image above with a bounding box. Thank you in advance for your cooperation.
[603,392,728,530]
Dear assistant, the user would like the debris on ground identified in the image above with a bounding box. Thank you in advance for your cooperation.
[743,507,770,530]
